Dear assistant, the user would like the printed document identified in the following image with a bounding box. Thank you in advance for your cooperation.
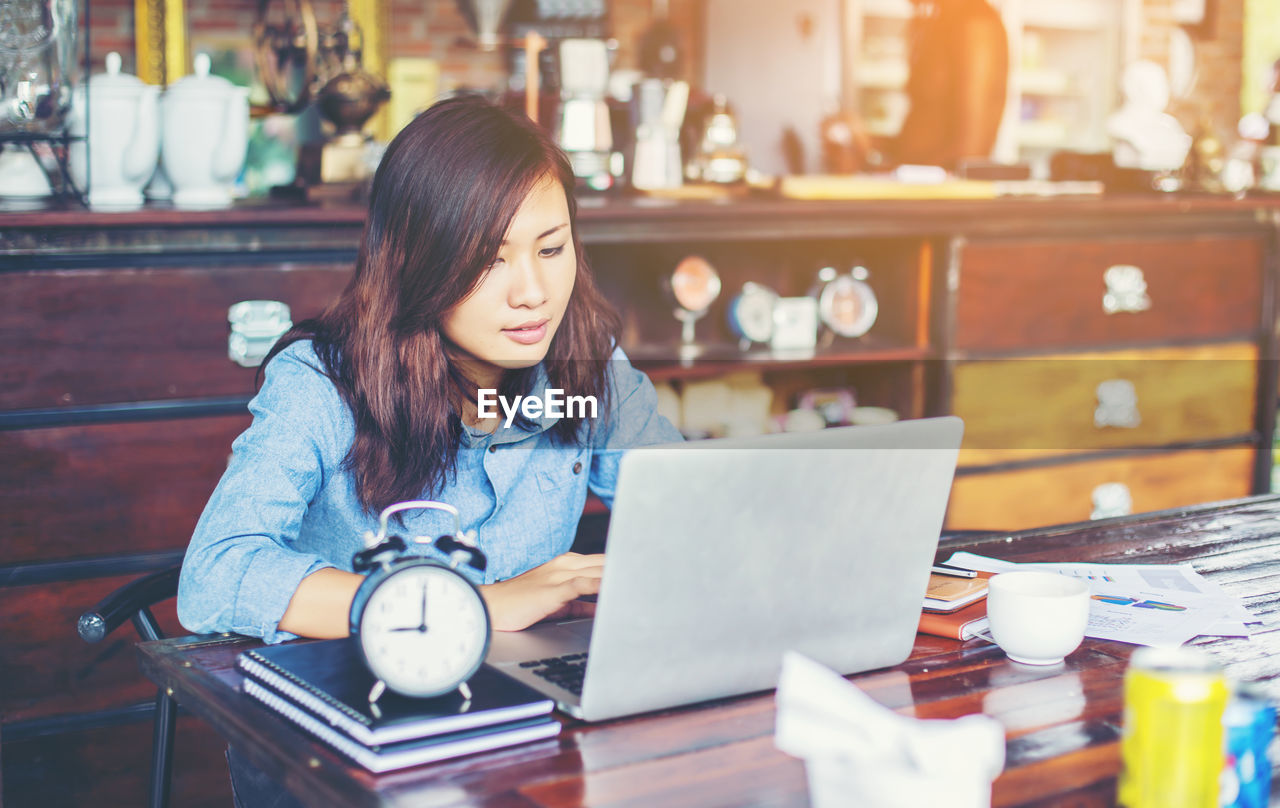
[941,551,1256,648]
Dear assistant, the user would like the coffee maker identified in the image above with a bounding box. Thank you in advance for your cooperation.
[556,38,613,190]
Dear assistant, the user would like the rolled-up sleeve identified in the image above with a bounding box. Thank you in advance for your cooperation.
[176,350,345,643]
[588,347,683,508]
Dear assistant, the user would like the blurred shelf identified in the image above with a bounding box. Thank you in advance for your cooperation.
[1019,70,1076,96]
[1021,9,1106,30]
[855,59,909,89]
[865,120,902,137]
[1016,120,1071,148]
[628,341,932,383]
[860,0,913,19]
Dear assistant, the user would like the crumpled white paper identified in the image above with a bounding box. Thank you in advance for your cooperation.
[775,652,1006,808]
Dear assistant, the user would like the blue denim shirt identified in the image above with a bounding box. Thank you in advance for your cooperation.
[176,341,681,643]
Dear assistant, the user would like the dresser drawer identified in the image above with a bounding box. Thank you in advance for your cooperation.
[955,236,1263,352]
[945,446,1255,531]
[0,415,248,564]
[0,262,351,410]
[952,343,1257,464]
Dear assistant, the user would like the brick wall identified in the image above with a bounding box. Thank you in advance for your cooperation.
[1142,0,1246,143]
[382,0,504,92]
[86,0,136,66]
[86,0,699,92]
[82,0,1241,148]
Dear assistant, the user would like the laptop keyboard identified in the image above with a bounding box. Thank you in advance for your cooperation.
[520,652,589,696]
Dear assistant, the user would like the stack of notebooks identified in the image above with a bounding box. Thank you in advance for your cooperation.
[237,638,560,772]
[918,572,991,640]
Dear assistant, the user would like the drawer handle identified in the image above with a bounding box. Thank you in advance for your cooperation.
[1094,379,1141,429]
[228,300,292,368]
[1091,482,1133,519]
[1102,264,1151,314]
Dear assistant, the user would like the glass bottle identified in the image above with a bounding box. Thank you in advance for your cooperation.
[0,0,80,134]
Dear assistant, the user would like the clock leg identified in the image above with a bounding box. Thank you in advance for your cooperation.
[368,679,387,718]
[459,682,472,702]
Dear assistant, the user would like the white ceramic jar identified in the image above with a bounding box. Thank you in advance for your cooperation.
[161,53,249,209]
[66,52,160,209]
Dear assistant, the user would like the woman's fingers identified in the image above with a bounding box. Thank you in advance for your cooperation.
[540,554,603,586]
[558,573,600,600]
[551,552,605,571]
[482,552,606,631]
[546,598,597,622]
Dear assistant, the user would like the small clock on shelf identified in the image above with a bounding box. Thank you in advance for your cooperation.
[769,296,820,353]
[814,265,879,339]
[664,255,722,358]
[349,500,491,709]
[726,281,778,350]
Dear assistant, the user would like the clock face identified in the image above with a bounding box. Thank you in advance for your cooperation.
[818,275,878,338]
[357,563,490,698]
[669,256,722,313]
[728,283,777,343]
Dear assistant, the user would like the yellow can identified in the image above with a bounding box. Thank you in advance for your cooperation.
[1119,646,1229,808]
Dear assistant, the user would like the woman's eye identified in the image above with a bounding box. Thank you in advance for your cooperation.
[539,245,566,258]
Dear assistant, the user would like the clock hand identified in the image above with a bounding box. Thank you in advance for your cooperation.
[387,586,431,633]
[420,584,429,631]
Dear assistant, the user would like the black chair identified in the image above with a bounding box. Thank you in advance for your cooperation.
[77,565,182,808]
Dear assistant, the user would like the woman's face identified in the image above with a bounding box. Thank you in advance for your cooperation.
[442,174,577,387]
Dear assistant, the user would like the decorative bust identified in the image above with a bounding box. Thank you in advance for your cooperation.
[1107,61,1192,172]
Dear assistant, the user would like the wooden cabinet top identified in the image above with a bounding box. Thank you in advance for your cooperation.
[3,194,1278,260]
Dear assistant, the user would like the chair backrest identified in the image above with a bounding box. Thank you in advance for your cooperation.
[78,565,181,644]
[76,563,182,808]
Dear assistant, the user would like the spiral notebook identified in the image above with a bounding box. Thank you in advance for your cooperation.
[243,679,560,773]
[237,637,554,747]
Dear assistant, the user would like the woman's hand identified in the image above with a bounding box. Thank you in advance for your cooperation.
[278,567,365,639]
[479,552,604,632]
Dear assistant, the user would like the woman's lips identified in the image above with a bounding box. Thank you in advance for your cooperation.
[502,320,548,345]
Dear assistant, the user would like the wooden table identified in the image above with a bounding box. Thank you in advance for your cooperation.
[138,495,1280,807]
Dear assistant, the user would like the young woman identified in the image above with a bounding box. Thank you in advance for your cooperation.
[176,95,681,647]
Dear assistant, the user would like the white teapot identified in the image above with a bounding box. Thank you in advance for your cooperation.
[67,52,160,209]
[161,53,249,209]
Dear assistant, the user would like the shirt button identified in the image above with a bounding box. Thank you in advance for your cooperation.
[488,444,498,454]
[572,461,583,474]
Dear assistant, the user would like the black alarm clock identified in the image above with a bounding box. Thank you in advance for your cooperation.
[349,500,491,707]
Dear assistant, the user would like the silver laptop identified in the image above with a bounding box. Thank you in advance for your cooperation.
[486,416,964,721]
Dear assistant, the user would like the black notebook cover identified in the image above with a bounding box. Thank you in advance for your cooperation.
[237,637,554,747]
[242,679,560,773]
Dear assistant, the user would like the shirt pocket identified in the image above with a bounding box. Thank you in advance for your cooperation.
[534,445,590,494]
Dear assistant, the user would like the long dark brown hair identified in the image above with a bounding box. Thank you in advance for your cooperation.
[263,95,620,513]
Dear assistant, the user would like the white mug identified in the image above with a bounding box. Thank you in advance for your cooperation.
[986,571,1090,665]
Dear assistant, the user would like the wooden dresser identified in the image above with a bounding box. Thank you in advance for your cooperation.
[2,196,1278,806]
[948,231,1269,530]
